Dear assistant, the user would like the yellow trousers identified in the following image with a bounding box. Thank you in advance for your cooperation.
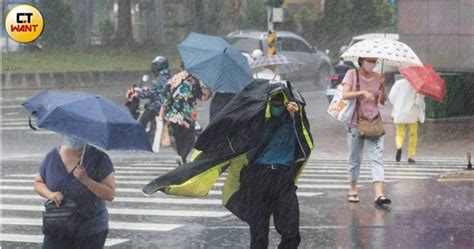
[395,123,418,158]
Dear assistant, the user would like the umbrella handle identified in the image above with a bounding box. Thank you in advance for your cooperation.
[79,144,87,165]
[28,115,38,131]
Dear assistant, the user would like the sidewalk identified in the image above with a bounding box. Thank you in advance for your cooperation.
[304,91,474,161]
[1,70,148,90]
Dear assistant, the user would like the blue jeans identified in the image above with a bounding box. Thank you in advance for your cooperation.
[346,127,384,182]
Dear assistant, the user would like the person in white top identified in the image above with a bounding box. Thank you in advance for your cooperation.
[389,78,425,163]
[254,66,282,81]
[251,49,282,81]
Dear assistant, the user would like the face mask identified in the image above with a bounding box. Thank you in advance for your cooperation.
[362,61,377,72]
[270,106,285,117]
[64,136,85,150]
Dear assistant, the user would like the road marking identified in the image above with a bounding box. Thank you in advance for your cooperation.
[0,127,32,131]
[1,204,230,217]
[1,118,30,122]
[301,174,432,179]
[0,185,140,192]
[0,174,392,185]
[0,234,129,247]
[212,182,361,189]
[0,184,324,197]
[98,165,464,172]
[0,194,222,205]
[304,169,440,175]
[1,122,29,126]
[1,218,183,231]
[0,180,354,191]
[0,105,22,109]
[114,166,177,171]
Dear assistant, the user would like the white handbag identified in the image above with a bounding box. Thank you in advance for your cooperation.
[152,116,163,153]
[327,84,356,124]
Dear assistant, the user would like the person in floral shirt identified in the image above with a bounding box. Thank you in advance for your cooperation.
[160,65,210,165]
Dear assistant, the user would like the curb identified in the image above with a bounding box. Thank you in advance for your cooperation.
[425,116,474,123]
[1,71,148,90]
[437,170,474,182]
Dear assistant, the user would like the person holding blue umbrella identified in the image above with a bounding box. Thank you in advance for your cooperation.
[23,91,151,248]
[177,32,254,122]
[34,136,115,249]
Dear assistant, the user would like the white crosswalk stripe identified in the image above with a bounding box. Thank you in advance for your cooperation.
[0,155,464,247]
[0,234,130,248]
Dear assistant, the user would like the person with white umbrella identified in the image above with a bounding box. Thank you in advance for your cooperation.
[339,38,423,205]
[341,57,390,205]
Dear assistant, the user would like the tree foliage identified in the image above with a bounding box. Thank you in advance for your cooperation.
[39,0,75,47]
[236,0,267,31]
[113,0,134,46]
[200,0,235,35]
[302,0,396,58]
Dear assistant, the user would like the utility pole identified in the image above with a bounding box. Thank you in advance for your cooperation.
[262,0,284,56]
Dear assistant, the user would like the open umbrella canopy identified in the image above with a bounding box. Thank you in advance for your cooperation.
[250,54,306,74]
[341,38,423,67]
[22,91,152,151]
[177,32,253,93]
[399,64,446,102]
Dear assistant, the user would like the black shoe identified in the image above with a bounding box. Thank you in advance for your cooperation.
[396,149,402,162]
[408,158,416,164]
[375,196,392,206]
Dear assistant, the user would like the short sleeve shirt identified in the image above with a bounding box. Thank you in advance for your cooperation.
[342,69,382,127]
[39,146,114,237]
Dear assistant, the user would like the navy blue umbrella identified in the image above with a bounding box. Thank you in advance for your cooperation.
[22,91,152,152]
[177,32,253,93]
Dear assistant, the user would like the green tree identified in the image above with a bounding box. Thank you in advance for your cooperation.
[309,0,396,58]
[315,0,353,57]
[39,0,75,47]
[351,0,395,34]
[236,0,266,31]
[112,0,134,46]
[201,0,234,35]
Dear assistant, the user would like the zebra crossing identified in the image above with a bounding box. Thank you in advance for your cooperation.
[0,155,467,248]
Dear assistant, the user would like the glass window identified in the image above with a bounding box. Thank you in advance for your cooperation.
[280,38,312,53]
[227,37,263,54]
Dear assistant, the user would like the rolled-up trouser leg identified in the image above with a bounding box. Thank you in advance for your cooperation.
[367,136,385,182]
[346,127,365,182]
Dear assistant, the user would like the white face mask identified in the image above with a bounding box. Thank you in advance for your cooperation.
[64,136,85,149]
[362,61,377,72]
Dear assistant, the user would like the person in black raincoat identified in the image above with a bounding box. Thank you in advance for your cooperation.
[142,79,314,249]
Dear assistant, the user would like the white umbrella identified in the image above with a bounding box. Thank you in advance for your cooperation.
[341,38,423,67]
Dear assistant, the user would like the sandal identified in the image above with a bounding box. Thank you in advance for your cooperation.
[374,196,392,205]
[348,194,360,203]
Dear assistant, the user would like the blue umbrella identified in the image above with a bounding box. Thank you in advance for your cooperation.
[177,32,253,93]
[22,91,152,152]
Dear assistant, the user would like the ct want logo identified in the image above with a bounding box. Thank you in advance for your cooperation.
[5,4,44,43]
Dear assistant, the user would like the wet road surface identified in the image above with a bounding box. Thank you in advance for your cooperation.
[1,83,473,248]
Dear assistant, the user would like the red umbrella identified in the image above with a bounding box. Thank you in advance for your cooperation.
[399,64,446,102]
